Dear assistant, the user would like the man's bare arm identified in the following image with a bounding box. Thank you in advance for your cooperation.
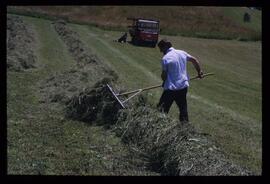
[188,56,203,78]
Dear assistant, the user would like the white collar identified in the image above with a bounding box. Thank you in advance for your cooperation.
[165,47,174,54]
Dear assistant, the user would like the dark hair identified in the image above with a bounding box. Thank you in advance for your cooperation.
[158,39,172,48]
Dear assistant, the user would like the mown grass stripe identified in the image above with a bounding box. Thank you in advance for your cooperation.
[88,32,161,83]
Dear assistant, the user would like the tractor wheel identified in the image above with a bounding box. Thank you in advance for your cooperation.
[132,37,139,45]
[151,42,157,48]
[131,37,136,44]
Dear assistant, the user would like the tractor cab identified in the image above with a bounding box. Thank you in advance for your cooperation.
[127,18,160,47]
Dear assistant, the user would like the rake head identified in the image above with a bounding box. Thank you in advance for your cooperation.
[106,84,125,109]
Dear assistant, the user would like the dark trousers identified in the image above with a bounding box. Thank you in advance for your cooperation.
[157,87,189,122]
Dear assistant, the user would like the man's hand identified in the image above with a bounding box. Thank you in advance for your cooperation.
[198,70,204,79]
[189,56,203,79]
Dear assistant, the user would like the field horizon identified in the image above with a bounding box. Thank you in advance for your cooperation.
[7,6,261,41]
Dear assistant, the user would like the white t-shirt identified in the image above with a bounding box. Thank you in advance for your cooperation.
[161,47,191,90]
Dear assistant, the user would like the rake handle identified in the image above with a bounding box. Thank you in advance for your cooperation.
[117,72,214,96]
[117,84,162,96]
[189,72,214,80]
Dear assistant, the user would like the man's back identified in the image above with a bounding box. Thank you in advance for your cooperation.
[162,47,191,90]
[157,39,203,123]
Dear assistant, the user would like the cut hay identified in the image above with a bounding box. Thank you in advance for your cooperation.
[7,14,37,71]
[65,83,253,175]
[39,19,120,105]
[52,19,100,67]
[39,19,119,105]
[113,103,254,176]
[39,62,118,105]
[65,78,122,126]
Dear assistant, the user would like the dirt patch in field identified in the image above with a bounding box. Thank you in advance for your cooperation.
[7,14,38,72]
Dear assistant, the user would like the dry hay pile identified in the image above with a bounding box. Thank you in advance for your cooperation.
[114,104,254,176]
[65,81,253,175]
[65,78,123,127]
[52,19,100,66]
[7,14,37,71]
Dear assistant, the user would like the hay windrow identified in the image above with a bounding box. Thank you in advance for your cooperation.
[65,78,123,126]
[65,82,253,175]
[7,14,37,72]
[39,19,119,105]
[52,19,100,67]
[113,103,253,175]
[39,65,118,105]
[40,19,119,105]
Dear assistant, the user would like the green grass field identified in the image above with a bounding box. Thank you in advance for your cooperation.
[7,14,262,175]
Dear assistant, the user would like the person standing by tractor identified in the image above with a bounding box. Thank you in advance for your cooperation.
[157,39,203,124]
[117,32,128,43]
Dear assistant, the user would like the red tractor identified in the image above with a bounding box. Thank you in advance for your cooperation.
[127,17,160,47]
